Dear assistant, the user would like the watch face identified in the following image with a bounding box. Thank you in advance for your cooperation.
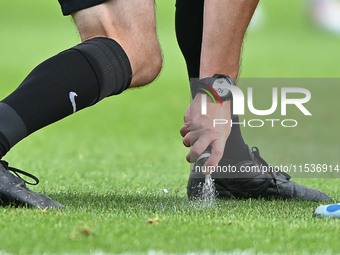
[212,78,230,97]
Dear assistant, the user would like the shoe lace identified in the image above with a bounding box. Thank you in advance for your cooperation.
[251,147,269,166]
[0,160,39,185]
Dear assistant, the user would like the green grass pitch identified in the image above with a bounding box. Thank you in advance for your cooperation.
[0,0,339,254]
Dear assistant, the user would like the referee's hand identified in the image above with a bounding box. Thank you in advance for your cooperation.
[180,93,231,172]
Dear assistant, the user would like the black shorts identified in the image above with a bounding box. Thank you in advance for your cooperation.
[58,0,109,16]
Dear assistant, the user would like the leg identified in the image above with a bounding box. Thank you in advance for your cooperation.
[0,0,162,209]
[176,0,250,165]
[72,0,162,86]
[176,0,331,202]
[0,0,162,158]
[175,0,203,78]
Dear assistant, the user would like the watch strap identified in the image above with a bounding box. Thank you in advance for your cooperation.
[190,77,216,99]
[190,74,235,101]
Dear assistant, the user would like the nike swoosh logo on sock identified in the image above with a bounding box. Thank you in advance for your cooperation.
[69,92,78,113]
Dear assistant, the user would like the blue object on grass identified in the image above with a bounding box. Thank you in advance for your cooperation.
[314,203,340,218]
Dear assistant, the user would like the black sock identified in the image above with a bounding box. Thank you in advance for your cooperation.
[175,0,203,78]
[0,37,132,158]
[0,132,10,159]
[175,0,250,164]
[222,115,250,163]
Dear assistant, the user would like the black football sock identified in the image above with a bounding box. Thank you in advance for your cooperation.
[0,131,10,159]
[0,37,132,158]
[175,0,203,78]
[222,115,250,164]
[175,0,250,164]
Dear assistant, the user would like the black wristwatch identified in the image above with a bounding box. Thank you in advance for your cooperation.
[190,74,235,102]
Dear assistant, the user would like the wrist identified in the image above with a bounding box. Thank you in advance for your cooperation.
[200,68,239,81]
[190,74,235,102]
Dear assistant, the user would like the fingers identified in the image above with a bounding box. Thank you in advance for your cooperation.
[180,107,191,138]
[180,99,231,168]
[183,127,201,148]
[180,123,190,138]
[186,136,211,163]
[203,139,225,168]
[183,132,190,147]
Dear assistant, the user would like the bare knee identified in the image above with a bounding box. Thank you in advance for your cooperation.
[115,30,163,87]
[126,41,163,87]
[72,0,162,88]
